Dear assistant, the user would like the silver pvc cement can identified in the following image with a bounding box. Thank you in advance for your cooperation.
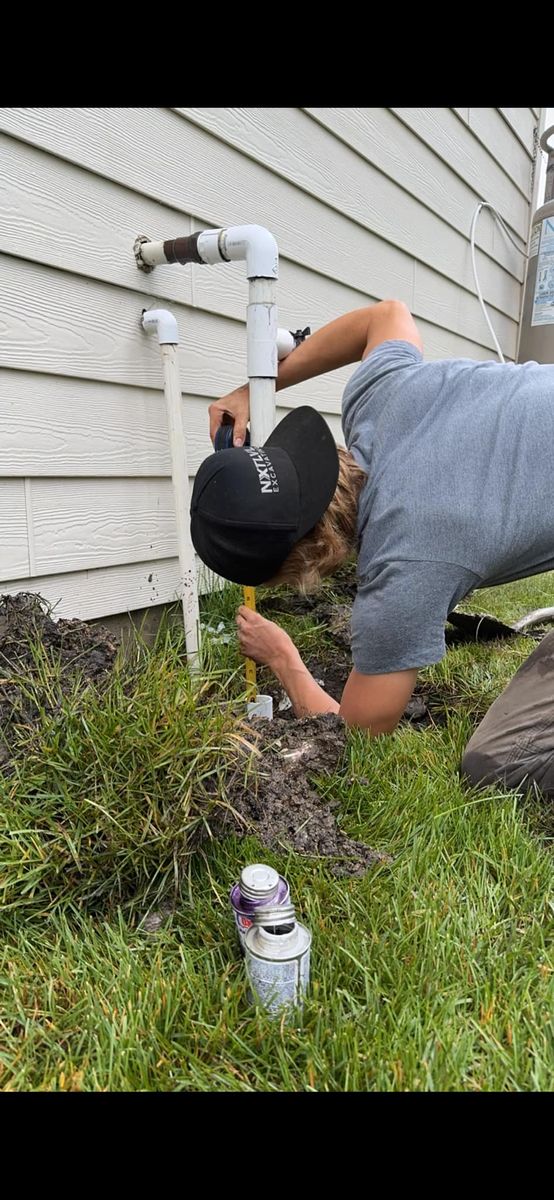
[244,903,311,1016]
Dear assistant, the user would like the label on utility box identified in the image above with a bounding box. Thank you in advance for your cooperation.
[529,223,541,258]
[532,216,554,326]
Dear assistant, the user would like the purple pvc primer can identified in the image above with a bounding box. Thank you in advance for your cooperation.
[230,863,290,953]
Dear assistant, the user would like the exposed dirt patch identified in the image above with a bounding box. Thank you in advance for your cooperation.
[220,713,387,876]
[0,592,119,770]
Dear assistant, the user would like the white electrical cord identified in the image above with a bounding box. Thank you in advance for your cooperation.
[469,202,528,363]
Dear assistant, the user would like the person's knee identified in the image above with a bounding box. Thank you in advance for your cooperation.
[461,734,554,797]
[460,741,500,789]
[460,723,518,790]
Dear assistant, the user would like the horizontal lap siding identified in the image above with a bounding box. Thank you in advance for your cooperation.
[0,107,539,618]
[0,370,345,476]
[0,560,183,618]
[0,480,29,579]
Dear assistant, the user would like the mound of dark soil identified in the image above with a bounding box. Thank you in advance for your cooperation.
[220,713,386,877]
[0,592,119,769]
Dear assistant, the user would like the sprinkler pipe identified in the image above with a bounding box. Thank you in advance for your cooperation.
[141,308,200,672]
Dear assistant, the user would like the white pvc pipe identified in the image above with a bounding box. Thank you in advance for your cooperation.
[246,693,273,719]
[134,234,306,720]
[277,329,296,359]
[135,226,281,447]
[142,308,178,345]
[136,224,279,282]
[248,277,278,445]
[211,224,278,280]
[249,378,277,447]
[142,309,200,672]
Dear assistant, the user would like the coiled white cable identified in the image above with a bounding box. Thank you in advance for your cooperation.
[469,201,529,363]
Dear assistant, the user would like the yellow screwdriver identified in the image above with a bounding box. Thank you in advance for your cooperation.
[214,426,259,697]
[242,585,257,696]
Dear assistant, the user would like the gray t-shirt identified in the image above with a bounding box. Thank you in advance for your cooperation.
[341,340,554,674]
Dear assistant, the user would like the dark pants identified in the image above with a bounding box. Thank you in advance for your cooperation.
[461,630,554,799]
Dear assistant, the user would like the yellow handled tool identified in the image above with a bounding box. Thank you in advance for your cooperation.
[243,586,257,695]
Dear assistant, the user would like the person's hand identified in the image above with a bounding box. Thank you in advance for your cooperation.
[209,384,250,447]
[236,606,294,668]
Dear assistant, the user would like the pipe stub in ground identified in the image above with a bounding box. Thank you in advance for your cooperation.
[247,694,273,720]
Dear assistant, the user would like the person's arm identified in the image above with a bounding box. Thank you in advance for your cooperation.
[236,605,417,733]
[209,300,422,446]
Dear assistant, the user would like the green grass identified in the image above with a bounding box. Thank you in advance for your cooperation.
[0,629,258,919]
[1,574,554,1091]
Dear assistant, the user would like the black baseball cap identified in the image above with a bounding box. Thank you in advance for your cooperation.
[190,406,339,585]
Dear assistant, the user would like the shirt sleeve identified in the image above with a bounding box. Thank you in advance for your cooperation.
[342,341,424,444]
[350,339,423,389]
[351,559,477,674]
[364,339,423,369]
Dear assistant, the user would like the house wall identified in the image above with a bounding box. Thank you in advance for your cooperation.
[0,107,540,618]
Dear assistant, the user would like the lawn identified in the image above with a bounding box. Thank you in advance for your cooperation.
[1,572,553,1091]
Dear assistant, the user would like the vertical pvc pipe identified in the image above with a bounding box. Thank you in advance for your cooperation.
[159,343,200,671]
[243,275,277,715]
[247,278,278,446]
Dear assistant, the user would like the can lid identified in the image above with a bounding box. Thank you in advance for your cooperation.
[253,902,296,927]
[240,863,280,900]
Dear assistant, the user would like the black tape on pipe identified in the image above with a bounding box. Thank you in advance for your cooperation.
[163,233,203,265]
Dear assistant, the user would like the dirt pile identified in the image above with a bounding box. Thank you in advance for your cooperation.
[0,592,119,769]
[221,713,386,876]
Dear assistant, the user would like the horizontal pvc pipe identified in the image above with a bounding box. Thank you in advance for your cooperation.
[277,328,296,359]
[135,224,278,280]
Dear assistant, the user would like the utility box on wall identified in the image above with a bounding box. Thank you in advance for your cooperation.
[518,124,554,365]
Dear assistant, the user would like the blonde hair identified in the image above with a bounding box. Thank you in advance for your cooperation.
[267,447,366,592]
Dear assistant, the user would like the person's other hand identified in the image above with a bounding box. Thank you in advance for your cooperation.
[209,384,250,447]
[236,606,293,668]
